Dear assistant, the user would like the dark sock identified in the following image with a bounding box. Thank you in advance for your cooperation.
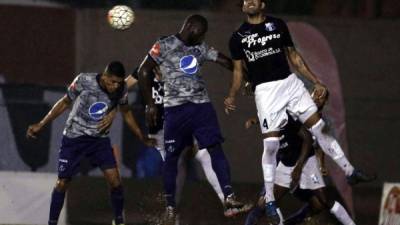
[207,144,233,198]
[110,186,124,224]
[49,189,66,225]
[163,155,178,207]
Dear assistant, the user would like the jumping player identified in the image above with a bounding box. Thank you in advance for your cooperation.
[225,0,375,223]
[26,61,154,225]
[99,67,230,216]
[138,14,251,218]
[244,91,356,225]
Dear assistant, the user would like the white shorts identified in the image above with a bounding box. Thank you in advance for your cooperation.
[148,129,166,161]
[255,74,317,133]
[274,156,325,190]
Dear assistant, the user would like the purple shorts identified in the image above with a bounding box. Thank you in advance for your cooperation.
[164,102,224,157]
[57,136,116,179]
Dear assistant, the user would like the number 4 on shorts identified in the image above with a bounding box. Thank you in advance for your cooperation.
[263,119,268,129]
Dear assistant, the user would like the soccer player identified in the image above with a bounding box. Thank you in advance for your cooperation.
[100,67,229,216]
[138,14,251,218]
[225,0,375,223]
[244,91,356,225]
[26,61,155,225]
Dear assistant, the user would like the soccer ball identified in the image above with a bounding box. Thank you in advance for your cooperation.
[107,5,135,30]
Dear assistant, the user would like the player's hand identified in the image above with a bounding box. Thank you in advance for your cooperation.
[245,118,258,129]
[290,166,302,192]
[98,109,117,132]
[224,96,236,115]
[145,104,158,127]
[26,123,44,139]
[143,137,157,147]
[312,83,328,100]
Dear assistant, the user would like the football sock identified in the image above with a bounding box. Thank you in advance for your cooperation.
[330,201,356,225]
[110,185,124,225]
[262,137,280,202]
[206,144,233,198]
[49,189,65,225]
[309,119,354,176]
[195,149,225,203]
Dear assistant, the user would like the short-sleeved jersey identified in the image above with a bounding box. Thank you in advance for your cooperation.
[229,16,294,89]
[277,115,314,167]
[148,35,219,107]
[64,73,128,138]
[132,68,164,134]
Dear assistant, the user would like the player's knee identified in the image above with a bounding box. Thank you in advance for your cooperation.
[108,176,122,189]
[309,119,327,137]
[263,138,280,157]
[55,178,70,192]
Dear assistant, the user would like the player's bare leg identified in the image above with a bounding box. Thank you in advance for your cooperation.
[49,178,70,225]
[303,113,376,184]
[103,168,125,225]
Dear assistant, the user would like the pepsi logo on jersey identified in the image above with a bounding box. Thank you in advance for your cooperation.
[180,55,199,75]
[88,102,108,121]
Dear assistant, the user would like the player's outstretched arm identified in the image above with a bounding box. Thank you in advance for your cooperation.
[138,56,158,127]
[26,95,72,139]
[224,59,244,114]
[119,104,156,147]
[285,47,327,100]
[290,126,313,191]
[215,52,233,71]
[125,75,138,91]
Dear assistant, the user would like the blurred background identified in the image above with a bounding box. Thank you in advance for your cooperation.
[0,0,399,225]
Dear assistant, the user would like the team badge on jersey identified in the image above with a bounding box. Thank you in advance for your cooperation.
[265,22,276,32]
[88,102,108,121]
[180,55,199,75]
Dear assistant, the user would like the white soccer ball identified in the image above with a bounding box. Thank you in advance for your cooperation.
[107,5,135,30]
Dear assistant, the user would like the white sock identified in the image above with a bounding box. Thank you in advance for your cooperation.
[310,119,354,176]
[195,149,225,203]
[277,208,284,225]
[330,201,356,225]
[262,138,280,202]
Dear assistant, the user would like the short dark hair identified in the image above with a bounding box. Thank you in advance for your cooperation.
[185,14,208,32]
[238,0,267,7]
[105,61,126,78]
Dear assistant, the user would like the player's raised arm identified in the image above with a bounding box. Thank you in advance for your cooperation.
[125,75,138,90]
[285,47,327,99]
[26,95,72,139]
[119,104,155,147]
[215,52,233,71]
[138,55,159,127]
[224,59,244,114]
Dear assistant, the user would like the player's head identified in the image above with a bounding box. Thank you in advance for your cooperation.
[312,89,329,111]
[102,61,126,93]
[181,14,208,46]
[240,0,266,16]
